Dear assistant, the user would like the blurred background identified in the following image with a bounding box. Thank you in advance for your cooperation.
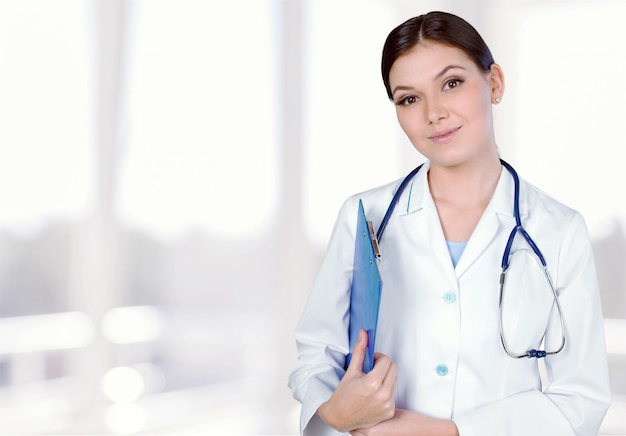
[0,0,624,434]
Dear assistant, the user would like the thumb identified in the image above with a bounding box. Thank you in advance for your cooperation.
[347,329,368,375]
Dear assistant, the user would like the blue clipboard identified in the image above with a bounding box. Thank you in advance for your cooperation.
[346,199,382,373]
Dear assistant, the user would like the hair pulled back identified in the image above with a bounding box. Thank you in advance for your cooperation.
[381,11,495,100]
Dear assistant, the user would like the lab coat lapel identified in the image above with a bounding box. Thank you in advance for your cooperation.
[394,162,517,279]
[455,168,515,277]
[398,162,458,281]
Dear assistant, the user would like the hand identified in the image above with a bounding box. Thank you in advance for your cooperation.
[317,330,397,432]
[351,409,460,436]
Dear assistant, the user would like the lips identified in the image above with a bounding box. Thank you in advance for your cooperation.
[428,126,461,143]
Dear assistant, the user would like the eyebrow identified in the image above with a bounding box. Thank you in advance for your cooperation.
[391,64,468,97]
[435,64,466,80]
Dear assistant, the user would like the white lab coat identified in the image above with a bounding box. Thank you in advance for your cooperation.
[288,161,611,436]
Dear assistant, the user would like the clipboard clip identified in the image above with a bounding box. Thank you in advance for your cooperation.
[367,221,381,259]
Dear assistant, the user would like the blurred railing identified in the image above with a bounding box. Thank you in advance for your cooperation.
[0,306,297,434]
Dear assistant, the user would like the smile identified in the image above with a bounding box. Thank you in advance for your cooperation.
[428,126,461,144]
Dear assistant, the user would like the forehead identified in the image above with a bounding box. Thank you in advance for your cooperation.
[389,42,480,84]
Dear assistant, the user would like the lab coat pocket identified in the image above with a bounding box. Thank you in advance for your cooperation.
[500,249,555,356]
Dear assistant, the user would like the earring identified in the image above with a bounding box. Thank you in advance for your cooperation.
[495,97,501,104]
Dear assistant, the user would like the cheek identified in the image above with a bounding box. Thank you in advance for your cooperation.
[452,91,483,113]
[452,92,492,130]
[396,109,428,151]
[470,84,493,113]
[396,109,420,136]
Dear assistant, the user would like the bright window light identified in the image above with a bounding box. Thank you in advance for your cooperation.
[515,1,626,234]
[0,312,94,354]
[302,0,418,244]
[604,318,626,355]
[119,0,278,239]
[105,402,146,434]
[101,366,146,403]
[101,306,163,344]
[0,0,92,234]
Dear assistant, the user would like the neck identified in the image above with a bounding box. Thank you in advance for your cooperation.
[428,156,502,211]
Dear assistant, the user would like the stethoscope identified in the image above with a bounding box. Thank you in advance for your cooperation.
[375,159,566,359]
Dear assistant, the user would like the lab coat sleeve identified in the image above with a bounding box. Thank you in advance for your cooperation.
[453,212,611,436]
[288,196,359,436]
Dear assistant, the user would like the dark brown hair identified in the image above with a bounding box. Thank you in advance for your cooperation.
[381,11,495,100]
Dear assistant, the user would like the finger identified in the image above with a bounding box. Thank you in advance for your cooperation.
[381,361,397,392]
[368,353,393,379]
[346,329,368,375]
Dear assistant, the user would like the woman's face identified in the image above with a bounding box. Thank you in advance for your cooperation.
[388,41,504,168]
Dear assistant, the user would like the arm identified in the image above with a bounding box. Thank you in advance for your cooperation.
[288,194,401,434]
[351,409,459,436]
[539,212,611,432]
[287,197,374,434]
[318,330,397,432]
[453,212,611,435]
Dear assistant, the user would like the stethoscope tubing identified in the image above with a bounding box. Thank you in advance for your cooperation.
[376,159,566,359]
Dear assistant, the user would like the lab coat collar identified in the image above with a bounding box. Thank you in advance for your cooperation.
[456,167,516,276]
[400,160,519,218]
[397,160,523,278]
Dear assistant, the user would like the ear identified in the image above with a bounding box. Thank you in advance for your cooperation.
[489,63,505,104]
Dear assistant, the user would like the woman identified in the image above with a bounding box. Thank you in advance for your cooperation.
[288,11,611,435]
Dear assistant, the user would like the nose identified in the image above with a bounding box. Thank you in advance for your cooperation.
[425,98,448,125]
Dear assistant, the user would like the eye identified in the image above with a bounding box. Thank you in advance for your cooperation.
[395,95,419,106]
[443,78,464,90]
